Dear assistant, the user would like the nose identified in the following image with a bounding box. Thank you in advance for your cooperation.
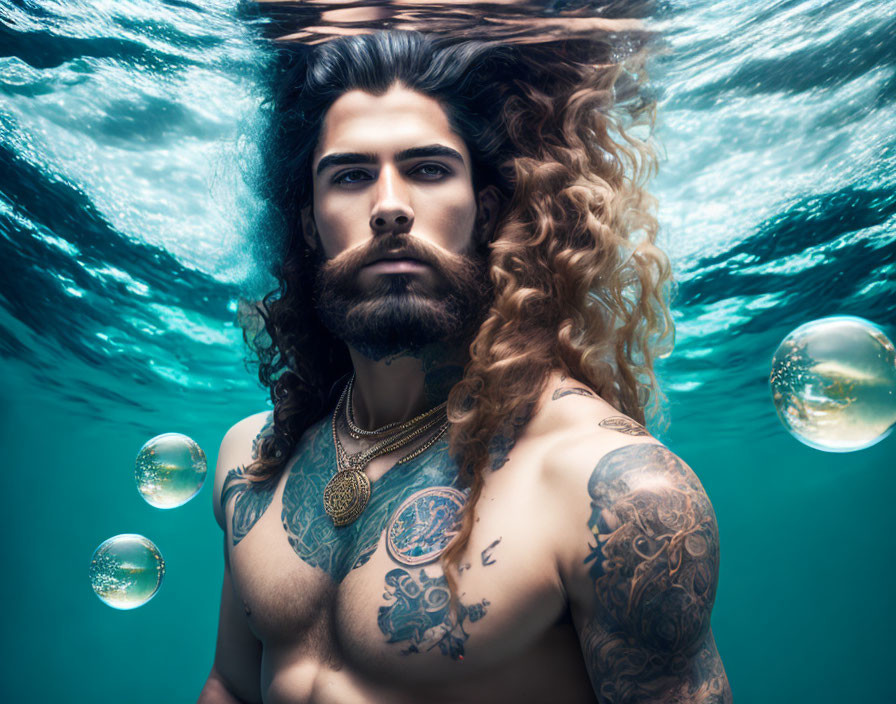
[370,165,414,235]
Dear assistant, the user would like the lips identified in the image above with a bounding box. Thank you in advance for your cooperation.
[363,252,429,267]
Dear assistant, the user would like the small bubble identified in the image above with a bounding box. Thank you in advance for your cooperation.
[135,433,207,509]
[89,534,165,610]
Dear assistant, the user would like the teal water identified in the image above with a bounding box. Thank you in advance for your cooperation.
[1,0,894,701]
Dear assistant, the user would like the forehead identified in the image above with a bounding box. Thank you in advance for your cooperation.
[314,84,470,163]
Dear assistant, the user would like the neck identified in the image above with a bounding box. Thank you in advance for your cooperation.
[347,343,466,429]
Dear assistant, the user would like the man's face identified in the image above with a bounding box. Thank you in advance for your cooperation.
[307,84,495,359]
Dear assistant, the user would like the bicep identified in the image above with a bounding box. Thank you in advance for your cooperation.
[564,443,731,703]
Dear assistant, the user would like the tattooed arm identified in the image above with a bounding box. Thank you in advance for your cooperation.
[199,413,270,704]
[557,440,731,704]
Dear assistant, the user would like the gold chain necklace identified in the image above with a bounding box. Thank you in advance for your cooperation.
[344,374,447,439]
[323,380,450,527]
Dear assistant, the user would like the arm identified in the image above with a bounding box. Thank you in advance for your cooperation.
[561,441,731,703]
[198,415,271,704]
[197,553,263,704]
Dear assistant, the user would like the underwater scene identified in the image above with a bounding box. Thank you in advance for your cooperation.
[1,0,894,701]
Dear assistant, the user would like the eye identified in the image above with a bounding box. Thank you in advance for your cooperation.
[332,169,371,185]
[411,163,451,179]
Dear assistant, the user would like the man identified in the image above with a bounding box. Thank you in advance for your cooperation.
[199,31,731,703]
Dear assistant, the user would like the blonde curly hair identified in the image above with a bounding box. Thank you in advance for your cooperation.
[442,48,673,591]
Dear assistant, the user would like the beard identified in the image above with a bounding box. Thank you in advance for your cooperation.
[312,234,492,361]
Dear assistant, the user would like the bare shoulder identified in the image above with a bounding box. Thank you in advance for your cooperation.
[528,371,676,555]
[528,373,657,488]
[211,410,273,530]
[528,371,653,443]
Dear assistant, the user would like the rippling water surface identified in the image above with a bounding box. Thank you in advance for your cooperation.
[1,1,893,701]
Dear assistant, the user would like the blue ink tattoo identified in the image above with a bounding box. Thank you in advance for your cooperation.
[386,487,466,566]
[378,568,489,660]
[221,466,277,546]
[279,417,461,582]
[480,537,501,566]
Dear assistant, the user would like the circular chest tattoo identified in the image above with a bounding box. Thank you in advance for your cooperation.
[386,487,466,566]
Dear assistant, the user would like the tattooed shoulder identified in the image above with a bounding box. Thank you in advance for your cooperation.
[579,443,730,702]
[222,465,278,546]
[213,411,278,531]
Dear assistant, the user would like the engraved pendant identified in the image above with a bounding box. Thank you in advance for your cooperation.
[322,468,372,527]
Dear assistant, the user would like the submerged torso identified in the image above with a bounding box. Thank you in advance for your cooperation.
[221,412,597,704]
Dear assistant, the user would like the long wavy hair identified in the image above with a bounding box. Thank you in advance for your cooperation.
[244,31,673,586]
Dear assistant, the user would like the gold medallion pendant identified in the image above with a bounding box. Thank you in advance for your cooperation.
[323,468,371,527]
[323,375,450,527]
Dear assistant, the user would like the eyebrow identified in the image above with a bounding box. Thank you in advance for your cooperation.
[315,144,465,176]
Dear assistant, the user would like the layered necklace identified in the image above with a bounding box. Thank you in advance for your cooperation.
[323,376,449,527]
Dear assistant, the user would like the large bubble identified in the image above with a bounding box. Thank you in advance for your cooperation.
[770,316,896,452]
[135,433,207,508]
[89,534,165,610]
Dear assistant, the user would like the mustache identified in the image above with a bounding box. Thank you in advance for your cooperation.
[318,234,482,291]
[330,235,441,272]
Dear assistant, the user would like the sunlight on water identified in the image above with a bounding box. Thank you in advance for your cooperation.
[135,433,207,509]
[770,316,896,452]
[2,0,892,440]
[88,534,165,610]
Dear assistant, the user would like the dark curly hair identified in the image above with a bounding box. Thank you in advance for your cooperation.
[243,30,673,588]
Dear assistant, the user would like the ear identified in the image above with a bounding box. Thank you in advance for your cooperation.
[300,205,319,251]
[474,185,502,245]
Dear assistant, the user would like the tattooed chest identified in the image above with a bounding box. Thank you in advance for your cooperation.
[223,421,463,571]
[230,520,543,691]
[328,522,570,687]
[223,422,477,638]
[222,417,567,684]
